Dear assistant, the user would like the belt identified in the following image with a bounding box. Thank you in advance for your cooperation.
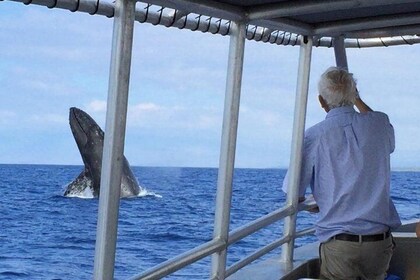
[333,231,390,242]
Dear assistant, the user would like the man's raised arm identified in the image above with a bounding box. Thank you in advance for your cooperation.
[355,96,373,113]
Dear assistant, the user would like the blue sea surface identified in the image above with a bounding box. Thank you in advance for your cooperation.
[0,165,418,279]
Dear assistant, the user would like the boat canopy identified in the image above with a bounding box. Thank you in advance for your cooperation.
[6,0,420,47]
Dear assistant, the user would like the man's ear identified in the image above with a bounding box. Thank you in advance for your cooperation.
[318,95,329,112]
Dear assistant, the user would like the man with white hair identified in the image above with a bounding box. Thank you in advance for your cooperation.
[283,67,401,279]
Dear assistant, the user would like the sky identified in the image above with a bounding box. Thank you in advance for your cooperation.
[1,2,420,169]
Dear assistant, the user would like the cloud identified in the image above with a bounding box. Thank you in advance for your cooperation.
[240,106,283,128]
[128,102,166,126]
[196,115,220,129]
[0,110,66,128]
[131,102,162,112]
[86,100,107,113]
[127,101,221,130]
[2,66,83,97]
[83,100,221,130]
[0,110,17,125]
[28,113,67,125]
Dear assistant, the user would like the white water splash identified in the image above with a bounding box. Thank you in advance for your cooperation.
[65,186,94,199]
[138,188,162,198]
[64,185,161,199]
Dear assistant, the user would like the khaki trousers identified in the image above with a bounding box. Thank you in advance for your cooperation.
[320,236,394,280]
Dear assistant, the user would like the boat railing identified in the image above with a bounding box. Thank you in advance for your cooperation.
[129,197,317,279]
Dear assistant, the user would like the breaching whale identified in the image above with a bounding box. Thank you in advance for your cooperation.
[64,107,141,198]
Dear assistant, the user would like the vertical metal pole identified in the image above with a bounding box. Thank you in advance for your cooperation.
[93,0,136,279]
[211,21,246,280]
[281,36,313,264]
[333,36,348,70]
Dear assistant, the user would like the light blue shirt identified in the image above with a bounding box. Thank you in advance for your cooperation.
[283,106,401,242]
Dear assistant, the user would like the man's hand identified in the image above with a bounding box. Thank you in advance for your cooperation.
[307,205,320,213]
[354,91,373,113]
[299,195,319,213]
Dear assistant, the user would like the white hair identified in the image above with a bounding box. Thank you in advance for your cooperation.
[318,67,358,109]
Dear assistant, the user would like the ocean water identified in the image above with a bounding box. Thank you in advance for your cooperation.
[0,165,418,280]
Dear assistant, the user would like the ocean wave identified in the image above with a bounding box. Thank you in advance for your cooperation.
[0,271,30,278]
[63,187,162,199]
[2,165,418,280]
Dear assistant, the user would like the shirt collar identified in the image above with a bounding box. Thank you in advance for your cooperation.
[325,106,355,119]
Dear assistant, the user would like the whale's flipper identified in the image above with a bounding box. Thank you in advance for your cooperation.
[64,107,141,198]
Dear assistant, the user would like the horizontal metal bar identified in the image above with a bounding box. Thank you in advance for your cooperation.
[129,202,310,279]
[248,0,353,20]
[226,204,316,277]
[344,36,420,48]
[226,221,314,277]
[247,0,420,20]
[225,235,290,277]
[144,0,245,22]
[166,9,189,24]
[140,7,231,35]
[314,35,420,48]
[228,205,293,246]
[251,18,314,36]
[315,12,420,36]
[9,0,114,16]
[295,227,316,238]
[129,239,225,280]
[345,25,420,39]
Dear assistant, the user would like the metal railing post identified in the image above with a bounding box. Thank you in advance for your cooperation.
[281,35,313,264]
[93,0,136,278]
[333,36,349,70]
[211,20,246,280]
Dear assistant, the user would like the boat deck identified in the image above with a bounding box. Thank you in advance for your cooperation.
[228,223,420,280]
